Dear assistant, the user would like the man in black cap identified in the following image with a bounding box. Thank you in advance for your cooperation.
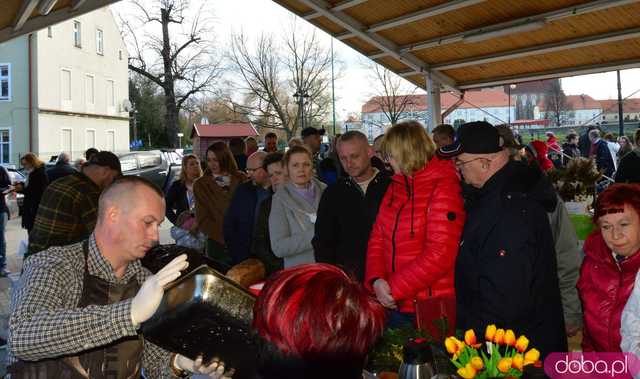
[440,121,567,358]
[28,151,122,258]
[301,127,326,180]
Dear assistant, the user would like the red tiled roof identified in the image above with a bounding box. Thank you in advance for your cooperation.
[537,94,602,112]
[191,123,258,138]
[361,90,510,113]
[599,98,640,113]
[565,95,602,110]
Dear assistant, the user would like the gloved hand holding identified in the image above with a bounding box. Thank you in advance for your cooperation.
[130,254,188,326]
[175,354,234,378]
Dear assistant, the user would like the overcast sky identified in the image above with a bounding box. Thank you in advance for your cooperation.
[114,0,640,119]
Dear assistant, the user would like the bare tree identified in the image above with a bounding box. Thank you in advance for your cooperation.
[120,0,222,147]
[544,80,572,126]
[227,22,333,138]
[364,63,419,127]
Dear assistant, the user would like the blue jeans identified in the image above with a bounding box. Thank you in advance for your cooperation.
[0,212,7,270]
[386,309,416,329]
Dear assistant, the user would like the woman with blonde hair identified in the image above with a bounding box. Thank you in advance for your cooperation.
[16,153,49,232]
[194,142,246,266]
[166,154,203,226]
[269,145,326,268]
[365,120,465,328]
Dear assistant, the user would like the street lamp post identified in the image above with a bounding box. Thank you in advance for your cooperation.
[508,84,516,126]
[177,132,184,149]
[293,89,310,131]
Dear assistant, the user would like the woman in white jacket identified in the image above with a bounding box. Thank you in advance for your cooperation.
[269,145,326,268]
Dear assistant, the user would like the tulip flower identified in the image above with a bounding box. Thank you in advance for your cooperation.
[524,348,540,366]
[494,328,506,345]
[464,329,482,348]
[497,357,513,373]
[470,356,484,370]
[512,353,524,371]
[515,335,529,353]
[504,329,516,346]
[445,336,465,359]
[445,337,458,355]
[485,324,497,341]
[457,363,477,379]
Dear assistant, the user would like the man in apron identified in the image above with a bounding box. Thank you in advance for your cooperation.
[7,176,230,378]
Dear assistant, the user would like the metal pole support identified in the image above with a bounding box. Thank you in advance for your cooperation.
[426,72,441,132]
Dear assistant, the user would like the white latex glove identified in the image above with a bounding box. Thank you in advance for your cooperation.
[175,354,234,378]
[373,278,396,309]
[130,254,188,326]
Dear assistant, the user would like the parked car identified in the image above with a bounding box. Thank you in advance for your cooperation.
[119,150,182,193]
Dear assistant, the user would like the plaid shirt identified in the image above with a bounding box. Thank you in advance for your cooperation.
[8,235,178,378]
[27,172,101,258]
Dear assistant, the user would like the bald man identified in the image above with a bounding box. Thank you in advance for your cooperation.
[313,131,390,281]
[8,176,230,378]
[223,151,271,265]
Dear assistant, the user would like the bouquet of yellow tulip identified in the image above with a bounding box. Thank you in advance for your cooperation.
[444,325,540,379]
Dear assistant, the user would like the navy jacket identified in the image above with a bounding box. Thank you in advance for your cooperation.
[593,139,615,178]
[223,181,269,265]
[46,162,76,184]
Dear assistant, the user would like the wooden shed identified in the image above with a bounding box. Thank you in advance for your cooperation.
[190,122,259,161]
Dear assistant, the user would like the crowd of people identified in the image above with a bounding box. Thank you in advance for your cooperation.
[3,120,640,378]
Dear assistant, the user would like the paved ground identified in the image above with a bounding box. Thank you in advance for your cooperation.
[0,218,173,375]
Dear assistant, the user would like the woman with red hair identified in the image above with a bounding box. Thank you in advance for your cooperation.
[253,263,385,379]
[577,184,640,352]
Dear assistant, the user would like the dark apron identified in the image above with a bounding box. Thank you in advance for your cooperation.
[8,241,144,378]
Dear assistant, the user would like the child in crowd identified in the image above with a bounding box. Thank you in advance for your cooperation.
[170,210,206,251]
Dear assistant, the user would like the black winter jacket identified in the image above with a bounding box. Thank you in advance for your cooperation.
[165,180,190,225]
[20,165,48,231]
[455,161,567,358]
[615,149,640,184]
[312,169,390,281]
[250,195,284,276]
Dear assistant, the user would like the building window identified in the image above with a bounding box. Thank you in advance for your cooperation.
[96,29,103,55]
[118,50,122,60]
[61,69,71,101]
[86,129,96,149]
[107,80,115,107]
[47,26,52,38]
[61,129,72,155]
[106,130,115,151]
[73,21,81,48]
[85,74,94,104]
[0,129,10,164]
[0,64,10,102]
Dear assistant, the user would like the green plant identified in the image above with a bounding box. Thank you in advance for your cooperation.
[548,157,601,202]
[366,322,457,375]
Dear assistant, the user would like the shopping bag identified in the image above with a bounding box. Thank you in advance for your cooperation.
[414,295,456,341]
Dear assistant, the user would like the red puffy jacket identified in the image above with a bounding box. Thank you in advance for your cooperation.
[578,231,640,352]
[365,156,465,313]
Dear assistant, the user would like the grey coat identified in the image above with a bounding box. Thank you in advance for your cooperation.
[269,178,326,268]
[548,195,583,328]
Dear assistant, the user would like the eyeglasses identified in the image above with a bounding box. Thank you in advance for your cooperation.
[246,167,263,173]
[454,157,489,167]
